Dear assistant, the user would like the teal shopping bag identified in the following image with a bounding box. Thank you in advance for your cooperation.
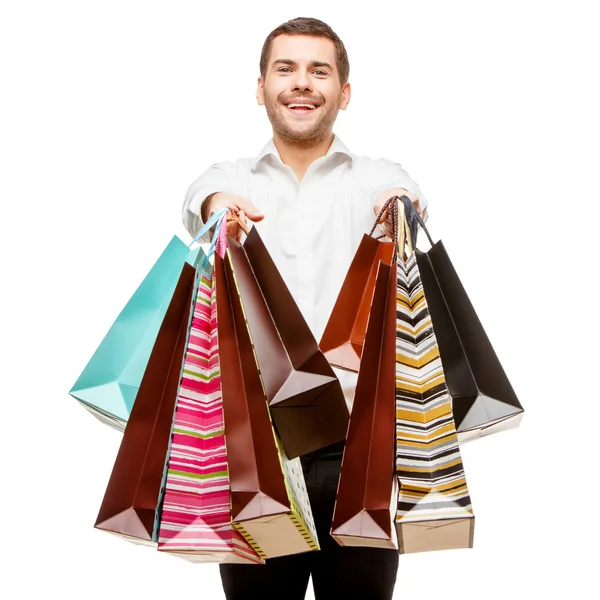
[69,210,229,431]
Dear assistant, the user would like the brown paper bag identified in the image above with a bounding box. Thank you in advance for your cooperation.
[320,235,395,372]
[94,262,195,543]
[331,260,398,549]
[224,228,348,459]
[215,251,319,560]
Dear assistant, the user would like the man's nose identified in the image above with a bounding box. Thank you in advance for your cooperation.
[291,70,313,91]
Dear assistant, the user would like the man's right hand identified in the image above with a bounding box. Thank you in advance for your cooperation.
[202,192,264,241]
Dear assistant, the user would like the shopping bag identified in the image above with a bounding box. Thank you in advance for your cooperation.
[69,238,200,430]
[156,219,263,565]
[331,260,398,549]
[319,235,395,372]
[388,196,524,441]
[393,199,475,553]
[94,261,196,543]
[215,243,320,560]
[225,228,349,459]
[415,245,524,442]
[68,207,234,432]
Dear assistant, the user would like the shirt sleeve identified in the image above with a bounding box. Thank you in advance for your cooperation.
[182,161,238,243]
[370,158,429,223]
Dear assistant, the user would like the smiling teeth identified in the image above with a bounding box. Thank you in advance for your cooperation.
[288,104,316,109]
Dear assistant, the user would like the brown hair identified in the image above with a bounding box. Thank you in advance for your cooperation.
[259,17,350,86]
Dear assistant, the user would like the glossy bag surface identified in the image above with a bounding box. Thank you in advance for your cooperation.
[225,228,349,459]
[319,235,395,372]
[215,249,320,560]
[395,250,475,553]
[157,243,263,564]
[94,263,196,543]
[331,260,398,549]
[70,237,201,430]
[416,242,524,442]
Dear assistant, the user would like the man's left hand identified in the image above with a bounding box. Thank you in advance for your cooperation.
[373,187,422,240]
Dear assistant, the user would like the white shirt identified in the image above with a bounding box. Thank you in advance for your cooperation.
[182,133,428,411]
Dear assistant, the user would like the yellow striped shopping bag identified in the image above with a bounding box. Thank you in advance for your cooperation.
[394,205,475,553]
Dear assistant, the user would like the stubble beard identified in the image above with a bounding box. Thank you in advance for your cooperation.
[265,96,340,148]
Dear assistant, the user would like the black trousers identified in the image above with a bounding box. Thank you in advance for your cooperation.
[219,441,399,600]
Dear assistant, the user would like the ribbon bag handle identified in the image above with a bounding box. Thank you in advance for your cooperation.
[188,207,230,248]
[397,195,434,248]
[185,207,230,269]
[199,207,253,263]
[368,195,407,262]
[212,210,250,255]
[369,195,435,259]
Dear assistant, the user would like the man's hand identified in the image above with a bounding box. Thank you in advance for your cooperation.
[373,187,422,240]
[202,192,264,241]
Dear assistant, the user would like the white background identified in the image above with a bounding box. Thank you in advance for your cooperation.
[1,1,598,598]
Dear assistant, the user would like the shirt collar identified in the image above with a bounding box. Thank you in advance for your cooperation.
[250,133,353,171]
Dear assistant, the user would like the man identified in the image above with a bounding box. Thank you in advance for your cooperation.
[182,17,428,600]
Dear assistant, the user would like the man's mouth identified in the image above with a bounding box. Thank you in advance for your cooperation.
[285,102,319,113]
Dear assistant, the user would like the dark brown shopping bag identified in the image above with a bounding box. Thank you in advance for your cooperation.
[331,260,398,548]
[319,236,395,372]
[94,262,196,543]
[224,228,348,459]
[215,250,319,560]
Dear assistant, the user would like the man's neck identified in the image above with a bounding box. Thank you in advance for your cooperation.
[272,131,334,183]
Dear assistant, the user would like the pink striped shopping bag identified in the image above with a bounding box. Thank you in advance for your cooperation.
[157,250,263,565]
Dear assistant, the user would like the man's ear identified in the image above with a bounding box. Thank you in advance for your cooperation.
[340,81,351,110]
[256,77,265,106]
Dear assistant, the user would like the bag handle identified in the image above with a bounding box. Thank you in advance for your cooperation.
[188,207,230,248]
[212,208,250,258]
[183,207,230,269]
[369,195,434,259]
[186,206,251,262]
[398,195,434,247]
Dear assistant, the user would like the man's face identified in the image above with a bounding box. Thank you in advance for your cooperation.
[257,35,351,143]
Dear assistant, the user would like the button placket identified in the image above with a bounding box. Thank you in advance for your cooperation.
[296,177,315,331]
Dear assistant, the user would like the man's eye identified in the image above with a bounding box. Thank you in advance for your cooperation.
[277,67,327,75]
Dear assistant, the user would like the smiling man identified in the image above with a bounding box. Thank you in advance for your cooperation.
[182,17,428,600]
